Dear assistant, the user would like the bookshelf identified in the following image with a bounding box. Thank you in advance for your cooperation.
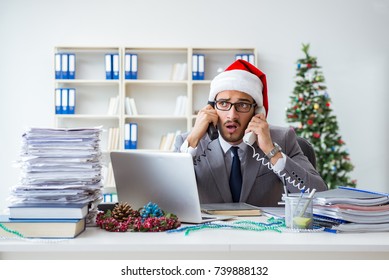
[53,46,257,193]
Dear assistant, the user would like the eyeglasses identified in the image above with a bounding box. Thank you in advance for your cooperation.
[214,100,257,113]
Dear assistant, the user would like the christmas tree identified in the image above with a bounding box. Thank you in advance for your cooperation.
[286,43,356,189]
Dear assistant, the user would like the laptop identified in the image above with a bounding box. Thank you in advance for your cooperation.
[110,150,233,224]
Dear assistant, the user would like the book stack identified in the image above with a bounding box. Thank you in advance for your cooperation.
[124,97,138,115]
[107,96,119,115]
[2,127,103,238]
[159,130,181,151]
[313,187,389,233]
[201,203,262,217]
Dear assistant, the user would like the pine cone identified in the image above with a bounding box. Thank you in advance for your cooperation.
[111,202,134,222]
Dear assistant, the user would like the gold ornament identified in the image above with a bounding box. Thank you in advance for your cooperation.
[314,103,319,110]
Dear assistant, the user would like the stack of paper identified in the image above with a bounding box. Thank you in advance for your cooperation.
[313,187,389,232]
[9,127,103,225]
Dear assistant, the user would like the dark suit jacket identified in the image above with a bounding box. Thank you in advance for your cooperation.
[174,125,328,207]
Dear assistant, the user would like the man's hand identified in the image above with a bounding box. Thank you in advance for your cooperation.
[186,104,218,148]
[245,113,282,164]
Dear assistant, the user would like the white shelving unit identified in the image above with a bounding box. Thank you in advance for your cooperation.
[53,46,257,192]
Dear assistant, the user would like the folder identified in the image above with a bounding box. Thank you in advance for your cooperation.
[68,88,76,114]
[61,88,69,114]
[105,54,112,80]
[68,53,76,79]
[248,54,255,65]
[130,54,138,79]
[192,54,198,80]
[235,53,255,64]
[61,53,69,79]
[124,123,130,149]
[129,123,138,149]
[125,53,131,79]
[55,53,61,79]
[112,53,119,80]
[55,88,62,114]
[198,54,205,80]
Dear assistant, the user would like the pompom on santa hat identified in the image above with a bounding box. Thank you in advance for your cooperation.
[209,59,268,116]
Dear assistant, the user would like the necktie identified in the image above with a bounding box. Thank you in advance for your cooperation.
[229,146,242,202]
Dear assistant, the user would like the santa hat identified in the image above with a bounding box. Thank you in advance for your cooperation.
[209,59,268,115]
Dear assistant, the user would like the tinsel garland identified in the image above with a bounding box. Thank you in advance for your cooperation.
[168,217,285,235]
[95,202,181,232]
[167,217,324,235]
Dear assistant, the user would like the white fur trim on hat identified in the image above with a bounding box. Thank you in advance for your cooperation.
[209,69,265,114]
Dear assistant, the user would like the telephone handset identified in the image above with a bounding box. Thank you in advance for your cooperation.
[207,101,219,140]
[243,131,256,145]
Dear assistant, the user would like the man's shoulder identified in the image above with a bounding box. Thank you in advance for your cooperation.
[269,125,296,141]
[269,124,291,134]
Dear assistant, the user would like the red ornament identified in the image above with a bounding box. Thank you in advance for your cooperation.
[307,119,314,125]
[326,102,330,107]
[313,132,320,138]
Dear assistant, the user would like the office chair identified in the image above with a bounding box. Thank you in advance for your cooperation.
[296,136,317,169]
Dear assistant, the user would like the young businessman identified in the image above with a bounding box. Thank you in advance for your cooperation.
[174,59,327,207]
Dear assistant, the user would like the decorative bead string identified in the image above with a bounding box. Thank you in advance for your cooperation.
[0,223,69,243]
[0,222,24,238]
[168,217,286,236]
[168,217,324,235]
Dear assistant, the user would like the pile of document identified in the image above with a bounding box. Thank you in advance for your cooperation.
[9,127,103,224]
[313,187,389,232]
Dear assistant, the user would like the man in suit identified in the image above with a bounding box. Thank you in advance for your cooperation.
[174,59,327,207]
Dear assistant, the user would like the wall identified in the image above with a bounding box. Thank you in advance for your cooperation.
[0,0,388,211]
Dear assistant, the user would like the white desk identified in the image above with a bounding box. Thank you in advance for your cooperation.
[1,216,389,260]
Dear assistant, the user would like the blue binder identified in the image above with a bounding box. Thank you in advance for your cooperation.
[124,53,131,79]
[61,53,69,79]
[55,53,61,79]
[68,88,76,114]
[112,53,119,80]
[129,123,138,149]
[124,123,138,149]
[55,88,62,114]
[68,53,76,79]
[198,54,205,80]
[124,123,130,149]
[130,54,138,79]
[105,54,112,80]
[61,88,69,114]
[248,54,255,65]
[124,53,138,79]
[235,53,255,64]
[192,54,198,80]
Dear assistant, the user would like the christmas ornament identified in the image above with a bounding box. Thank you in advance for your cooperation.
[111,202,135,222]
[96,201,181,232]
